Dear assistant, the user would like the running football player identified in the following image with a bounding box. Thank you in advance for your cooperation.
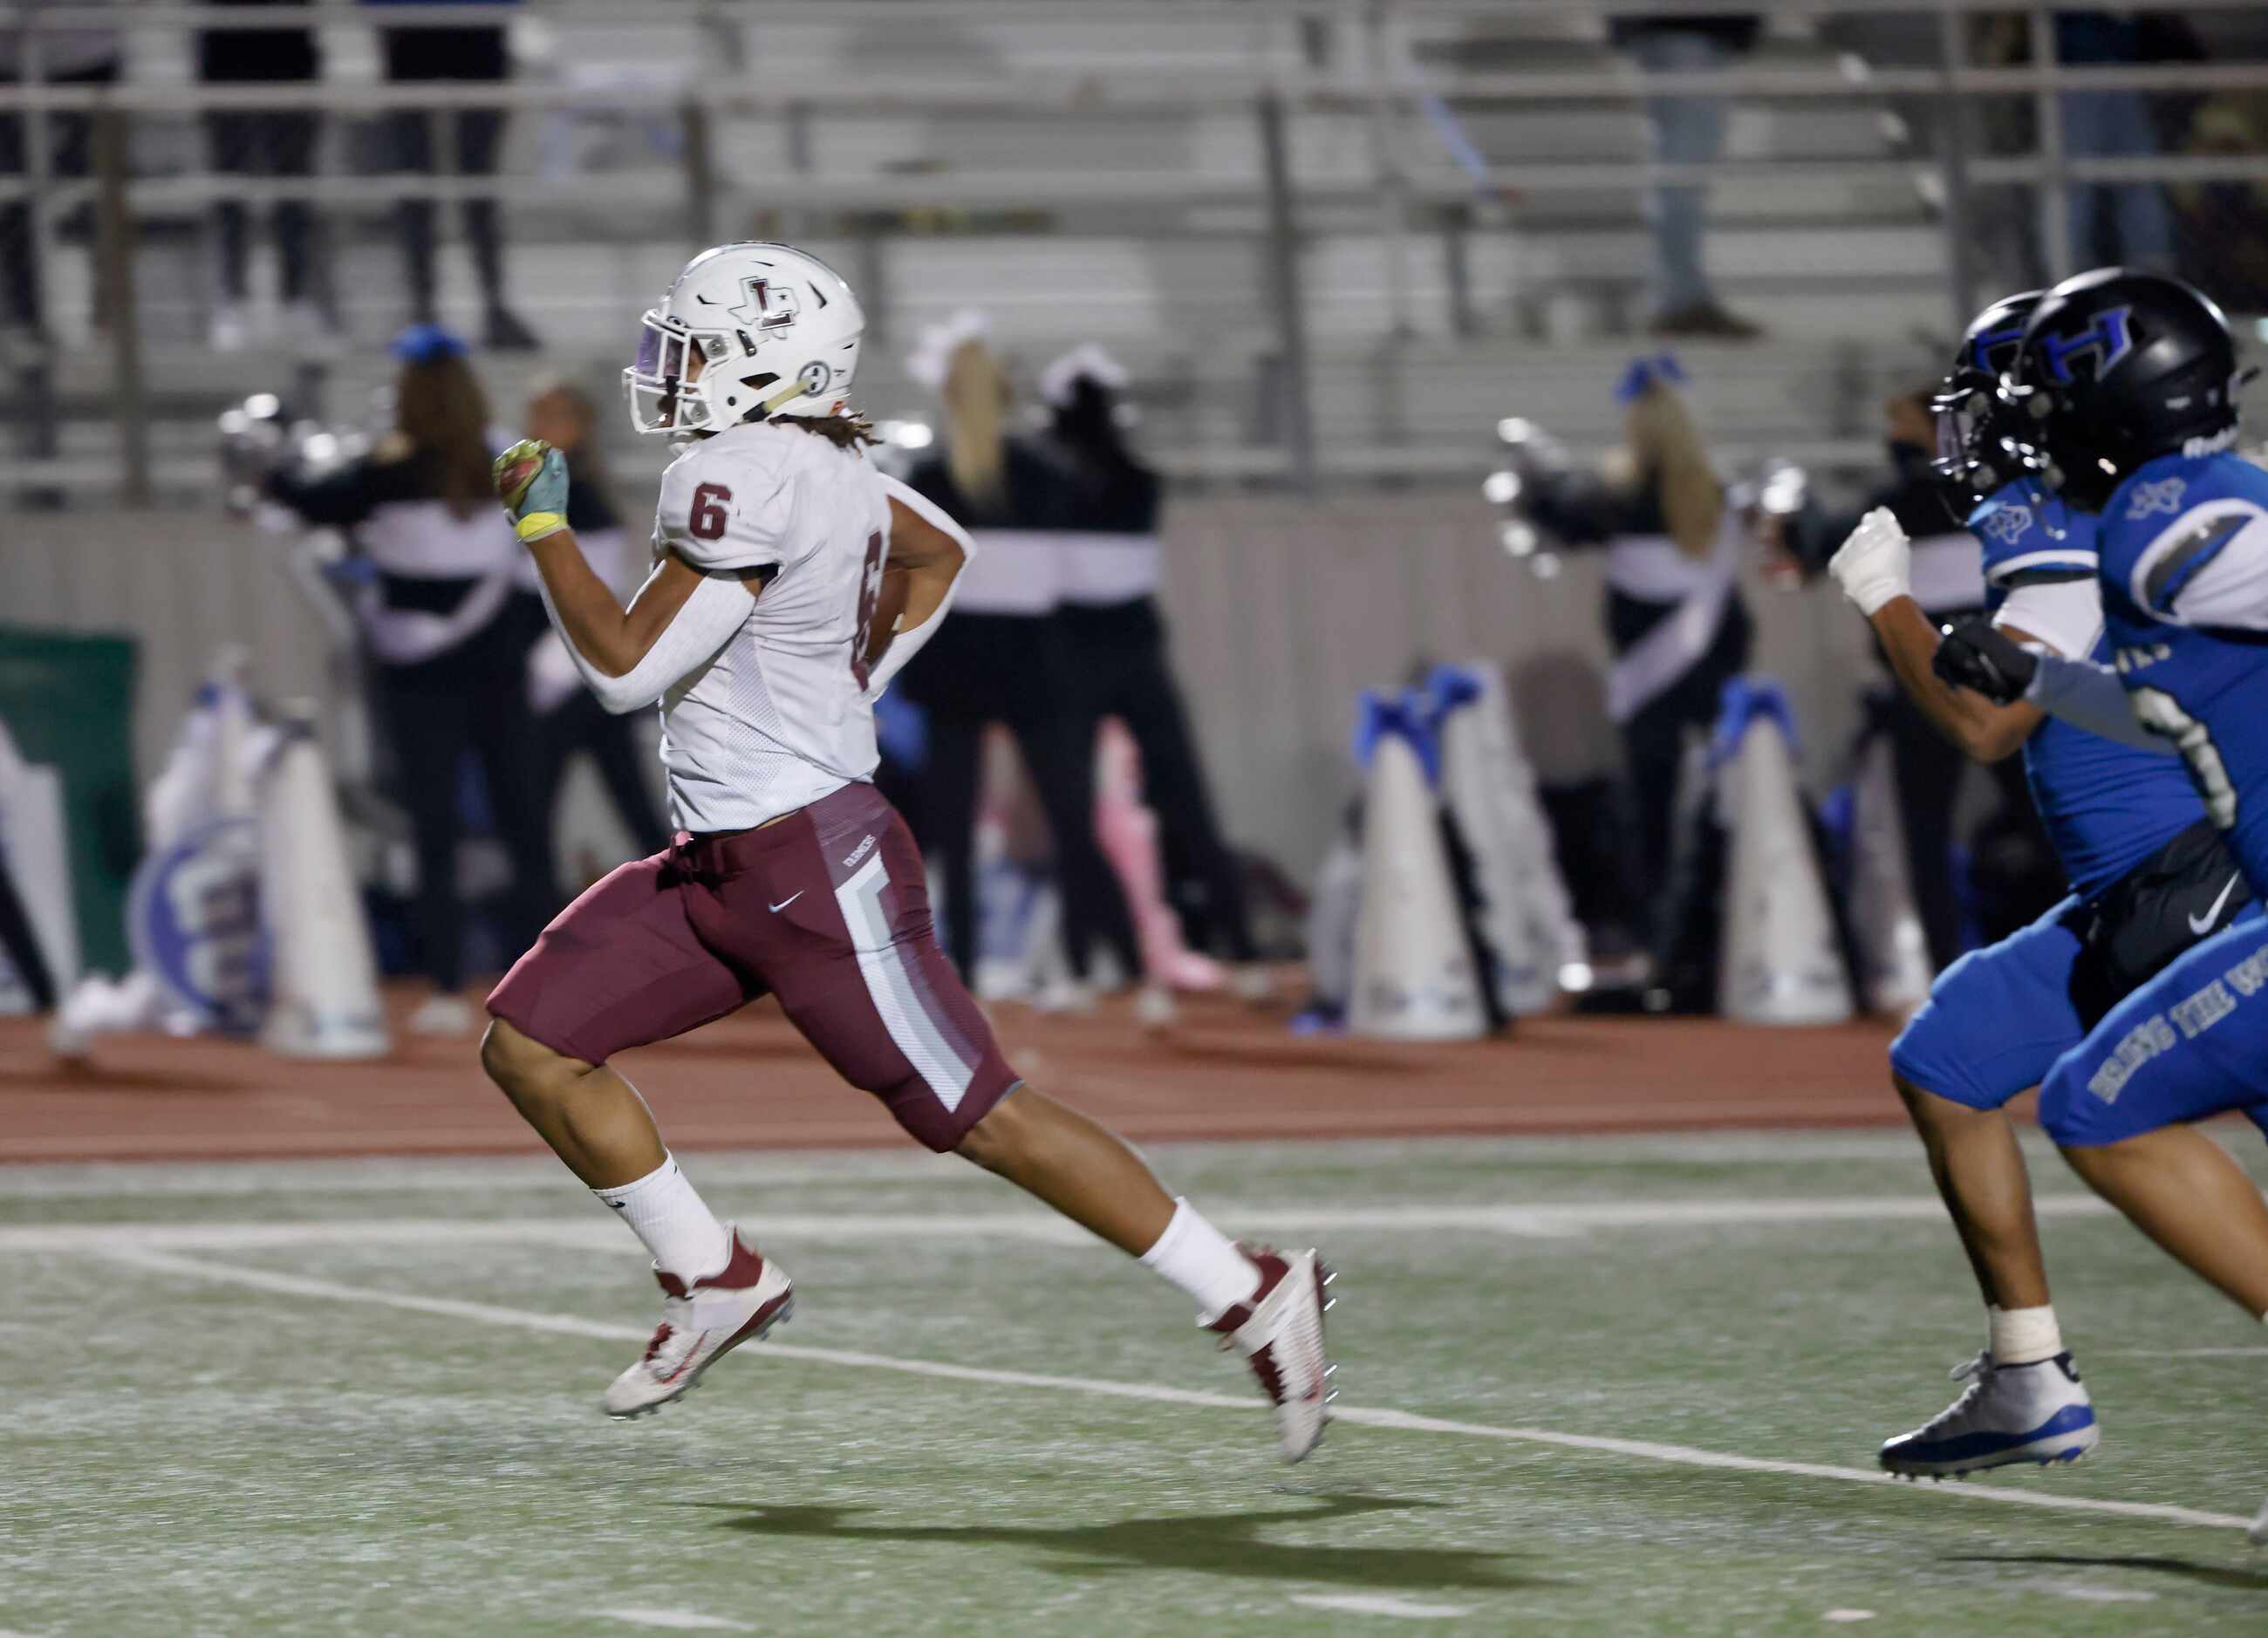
[1932,267,2268,1539]
[1827,290,2251,1478]
[475,242,1333,1460]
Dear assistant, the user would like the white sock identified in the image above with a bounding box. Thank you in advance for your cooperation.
[1987,1303,2064,1367]
[593,1155,731,1282]
[1139,1198,1260,1322]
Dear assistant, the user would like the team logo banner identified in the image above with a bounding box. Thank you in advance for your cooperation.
[126,816,269,1034]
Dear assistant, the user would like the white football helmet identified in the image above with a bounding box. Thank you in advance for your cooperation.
[624,242,865,436]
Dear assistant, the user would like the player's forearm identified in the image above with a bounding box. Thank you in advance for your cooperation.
[895,549,963,638]
[865,547,967,699]
[534,565,748,716]
[1870,597,2034,762]
[524,529,646,677]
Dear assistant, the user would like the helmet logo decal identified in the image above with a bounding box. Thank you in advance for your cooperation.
[797,360,832,397]
[2124,476,2188,520]
[1970,322,2027,375]
[1982,503,2032,545]
[2040,304,2135,385]
[730,276,799,336]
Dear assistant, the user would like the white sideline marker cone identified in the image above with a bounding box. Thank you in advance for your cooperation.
[0,759,80,1012]
[1434,663,1583,1015]
[1847,732,1933,1014]
[1349,730,1486,1041]
[1302,832,1364,1017]
[258,706,389,1059]
[1717,703,1854,1026]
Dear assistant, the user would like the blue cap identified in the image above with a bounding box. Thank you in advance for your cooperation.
[1614,351,1687,406]
[390,323,469,365]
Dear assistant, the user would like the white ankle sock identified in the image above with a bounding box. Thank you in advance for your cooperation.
[1987,1303,2064,1366]
[1139,1198,1260,1322]
[594,1155,731,1282]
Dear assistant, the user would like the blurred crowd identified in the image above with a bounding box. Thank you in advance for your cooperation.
[3,0,538,352]
[6,5,2261,351]
[1602,7,2257,339]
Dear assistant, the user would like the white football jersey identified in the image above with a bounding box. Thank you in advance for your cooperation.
[650,420,896,833]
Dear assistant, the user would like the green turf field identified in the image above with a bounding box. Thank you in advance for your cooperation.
[8,1131,2267,1635]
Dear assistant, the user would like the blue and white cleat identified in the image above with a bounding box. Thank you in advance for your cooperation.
[1878,1351,2099,1479]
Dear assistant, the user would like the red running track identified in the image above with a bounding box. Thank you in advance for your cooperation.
[0,985,1920,1166]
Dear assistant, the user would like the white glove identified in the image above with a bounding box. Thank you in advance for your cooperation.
[1827,506,1912,617]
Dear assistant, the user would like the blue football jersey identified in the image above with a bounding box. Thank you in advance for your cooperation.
[2094,450,2268,891]
[1970,482,2202,899]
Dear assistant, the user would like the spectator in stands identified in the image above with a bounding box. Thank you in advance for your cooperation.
[2170,96,2268,310]
[2053,9,2176,272]
[364,0,538,350]
[1778,391,2057,969]
[263,325,556,1035]
[1038,344,1264,989]
[200,0,326,352]
[516,379,670,867]
[1610,11,1763,339]
[0,12,119,345]
[1525,358,1751,929]
[895,317,1150,1010]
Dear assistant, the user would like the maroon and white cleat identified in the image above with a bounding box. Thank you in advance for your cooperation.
[602,1227,794,1419]
[1207,1245,1336,1462]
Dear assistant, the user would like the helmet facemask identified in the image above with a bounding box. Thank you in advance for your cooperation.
[1930,368,2021,497]
[624,309,716,435]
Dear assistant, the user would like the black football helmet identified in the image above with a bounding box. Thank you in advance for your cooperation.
[1930,288,2041,497]
[2003,267,2244,509]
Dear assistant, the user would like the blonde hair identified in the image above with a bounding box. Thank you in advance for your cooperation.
[1620,380,1724,557]
[941,338,1008,509]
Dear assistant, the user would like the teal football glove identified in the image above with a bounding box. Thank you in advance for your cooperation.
[494,439,570,543]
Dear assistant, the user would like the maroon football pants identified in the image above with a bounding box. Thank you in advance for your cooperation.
[488,781,1019,1151]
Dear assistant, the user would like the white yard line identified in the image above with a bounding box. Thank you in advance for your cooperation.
[1289,1594,1472,1619]
[98,1247,2255,1536]
[593,1611,754,1633]
[0,1194,2129,1256]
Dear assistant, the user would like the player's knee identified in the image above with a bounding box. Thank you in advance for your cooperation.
[1892,1070,1993,1135]
[479,1017,592,1109]
[954,1085,1037,1175]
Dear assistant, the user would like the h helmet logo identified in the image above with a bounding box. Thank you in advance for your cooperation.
[731,276,800,336]
[2039,304,2136,385]
[1969,321,2028,376]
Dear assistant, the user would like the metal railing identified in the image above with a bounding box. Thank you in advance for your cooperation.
[4,0,2268,497]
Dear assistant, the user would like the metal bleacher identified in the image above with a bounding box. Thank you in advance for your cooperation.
[10,0,2268,500]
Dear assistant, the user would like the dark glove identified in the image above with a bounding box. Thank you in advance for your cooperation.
[1932,616,2037,705]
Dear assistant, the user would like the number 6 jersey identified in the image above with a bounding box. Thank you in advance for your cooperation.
[648,419,898,833]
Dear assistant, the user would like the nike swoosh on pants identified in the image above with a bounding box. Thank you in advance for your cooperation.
[2189,874,2241,936]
